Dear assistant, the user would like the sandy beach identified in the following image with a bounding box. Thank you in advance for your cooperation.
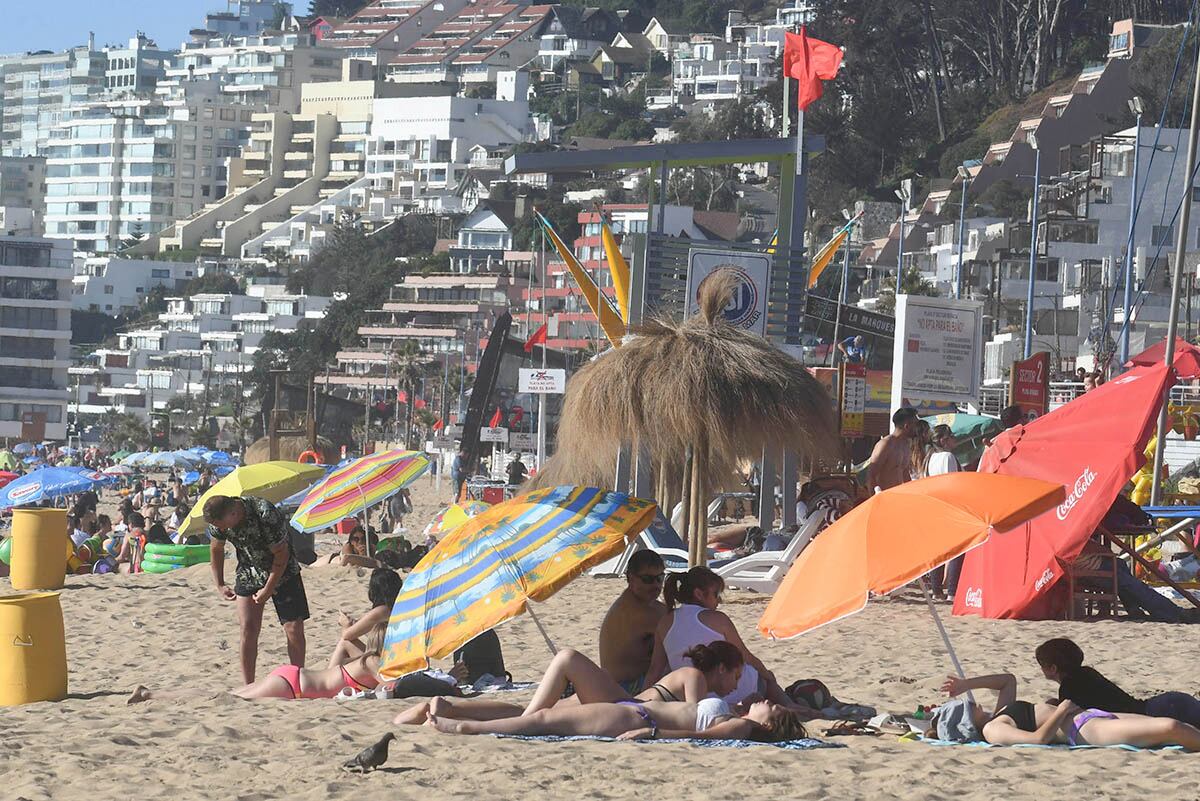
[2,477,1198,801]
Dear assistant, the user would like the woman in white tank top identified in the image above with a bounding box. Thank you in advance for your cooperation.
[645,567,790,707]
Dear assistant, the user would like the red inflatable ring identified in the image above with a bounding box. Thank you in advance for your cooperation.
[297,450,320,464]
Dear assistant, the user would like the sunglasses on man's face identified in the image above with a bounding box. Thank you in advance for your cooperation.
[633,572,665,585]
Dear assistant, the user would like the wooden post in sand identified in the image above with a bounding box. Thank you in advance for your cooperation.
[688,445,707,567]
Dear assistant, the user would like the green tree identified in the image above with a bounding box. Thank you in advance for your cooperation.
[390,342,432,448]
[96,411,150,451]
[875,266,940,316]
[184,272,241,295]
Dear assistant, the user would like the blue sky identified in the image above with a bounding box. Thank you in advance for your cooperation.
[0,0,220,55]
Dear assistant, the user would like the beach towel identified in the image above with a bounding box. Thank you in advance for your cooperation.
[494,735,843,750]
[918,737,1184,752]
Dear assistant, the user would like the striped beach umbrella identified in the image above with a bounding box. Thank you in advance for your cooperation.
[380,486,656,678]
[289,449,430,534]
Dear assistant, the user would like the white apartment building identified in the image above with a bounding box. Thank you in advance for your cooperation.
[158,30,347,114]
[366,75,533,212]
[201,0,292,37]
[0,235,72,441]
[0,35,174,159]
[71,255,197,313]
[72,286,329,419]
[43,81,264,253]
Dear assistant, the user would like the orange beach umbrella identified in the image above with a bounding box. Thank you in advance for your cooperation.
[759,472,1065,641]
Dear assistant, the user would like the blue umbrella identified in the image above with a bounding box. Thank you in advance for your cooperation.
[214,464,236,476]
[203,451,237,466]
[182,470,200,485]
[143,451,202,470]
[121,451,150,466]
[12,443,34,455]
[0,466,111,509]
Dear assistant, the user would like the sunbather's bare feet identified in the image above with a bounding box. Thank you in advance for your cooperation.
[425,712,461,734]
[393,701,431,725]
[127,686,152,704]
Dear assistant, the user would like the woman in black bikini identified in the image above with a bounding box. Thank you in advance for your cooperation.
[393,642,745,726]
[932,673,1200,750]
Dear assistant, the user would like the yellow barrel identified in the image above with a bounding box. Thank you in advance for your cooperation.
[9,508,68,591]
[0,592,68,705]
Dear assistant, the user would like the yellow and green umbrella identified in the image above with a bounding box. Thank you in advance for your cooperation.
[421,500,491,541]
[290,449,430,533]
[178,461,326,536]
[380,485,657,678]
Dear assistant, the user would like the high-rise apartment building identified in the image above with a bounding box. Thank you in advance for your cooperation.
[0,234,71,441]
[44,81,263,253]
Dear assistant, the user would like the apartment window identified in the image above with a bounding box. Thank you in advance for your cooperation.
[103,285,113,294]
[181,164,195,179]
[1152,224,1175,247]
[0,366,57,389]
[1192,186,1200,203]
[200,165,212,178]
[203,127,214,139]
[180,183,194,198]
[183,145,196,159]
[202,146,213,157]
[203,108,215,120]
[184,126,197,141]
[0,402,62,423]
[1,244,51,268]
[0,277,56,300]
[201,185,211,198]
[0,336,55,359]
[219,108,236,121]
[0,306,57,329]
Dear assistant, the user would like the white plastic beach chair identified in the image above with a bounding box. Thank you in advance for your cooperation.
[711,510,826,593]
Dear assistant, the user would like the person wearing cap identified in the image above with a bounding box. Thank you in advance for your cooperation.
[930,672,1200,749]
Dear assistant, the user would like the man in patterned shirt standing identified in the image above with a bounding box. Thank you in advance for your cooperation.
[204,495,310,683]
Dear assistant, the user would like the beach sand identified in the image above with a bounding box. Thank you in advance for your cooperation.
[2,476,1197,800]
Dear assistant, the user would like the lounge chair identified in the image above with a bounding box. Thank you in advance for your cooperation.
[590,511,689,577]
[712,511,825,593]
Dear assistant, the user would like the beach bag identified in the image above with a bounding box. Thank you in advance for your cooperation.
[453,629,507,684]
[784,678,834,711]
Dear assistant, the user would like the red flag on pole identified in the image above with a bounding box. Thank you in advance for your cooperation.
[433,418,444,431]
[782,28,844,111]
[397,390,407,403]
[524,323,548,353]
[489,407,503,427]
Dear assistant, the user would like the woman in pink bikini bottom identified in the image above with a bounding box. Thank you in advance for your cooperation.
[128,626,384,703]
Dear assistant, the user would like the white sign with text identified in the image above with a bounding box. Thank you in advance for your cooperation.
[519,368,567,394]
[890,294,984,409]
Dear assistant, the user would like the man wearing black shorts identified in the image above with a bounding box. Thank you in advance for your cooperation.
[205,495,309,683]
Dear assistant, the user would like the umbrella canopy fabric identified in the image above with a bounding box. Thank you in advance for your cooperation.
[290,450,430,533]
[12,443,34,455]
[142,451,202,470]
[111,449,132,461]
[0,451,17,471]
[954,364,1174,620]
[421,501,491,540]
[758,473,1064,639]
[102,464,136,476]
[1125,336,1200,378]
[121,451,150,466]
[178,461,326,536]
[0,471,17,488]
[922,413,1002,442]
[381,486,656,678]
[0,466,111,509]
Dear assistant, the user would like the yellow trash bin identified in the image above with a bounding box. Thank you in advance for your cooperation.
[9,508,67,591]
[0,592,68,706]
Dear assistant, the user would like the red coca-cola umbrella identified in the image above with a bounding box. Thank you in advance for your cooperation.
[0,471,17,489]
[954,363,1175,619]
[1125,336,1200,379]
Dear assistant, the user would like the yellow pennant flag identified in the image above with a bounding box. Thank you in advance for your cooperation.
[807,228,848,289]
[538,212,625,347]
[601,219,631,323]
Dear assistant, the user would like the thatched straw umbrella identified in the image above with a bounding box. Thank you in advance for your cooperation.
[532,270,839,564]
[244,435,336,465]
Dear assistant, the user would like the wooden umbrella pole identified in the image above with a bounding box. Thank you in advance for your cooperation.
[679,447,693,557]
[689,445,704,566]
[693,445,707,567]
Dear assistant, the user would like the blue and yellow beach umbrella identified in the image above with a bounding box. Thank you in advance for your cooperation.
[380,486,657,678]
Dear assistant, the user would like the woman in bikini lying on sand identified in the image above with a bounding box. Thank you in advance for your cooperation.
[419,644,807,742]
[129,626,386,704]
[394,641,745,726]
[932,672,1200,750]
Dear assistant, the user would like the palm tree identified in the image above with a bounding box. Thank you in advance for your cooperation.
[390,342,431,449]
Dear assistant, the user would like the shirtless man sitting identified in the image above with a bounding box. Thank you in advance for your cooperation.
[598,550,667,694]
[867,407,920,493]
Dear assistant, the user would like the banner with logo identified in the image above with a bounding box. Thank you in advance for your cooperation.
[685,249,772,336]
[840,363,867,437]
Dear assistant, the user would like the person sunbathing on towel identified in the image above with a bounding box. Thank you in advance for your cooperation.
[426,668,807,742]
[393,641,744,726]
[930,672,1200,750]
[129,626,385,703]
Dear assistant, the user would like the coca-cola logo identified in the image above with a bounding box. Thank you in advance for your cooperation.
[1056,467,1097,521]
[964,587,983,608]
[1034,567,1056,592]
